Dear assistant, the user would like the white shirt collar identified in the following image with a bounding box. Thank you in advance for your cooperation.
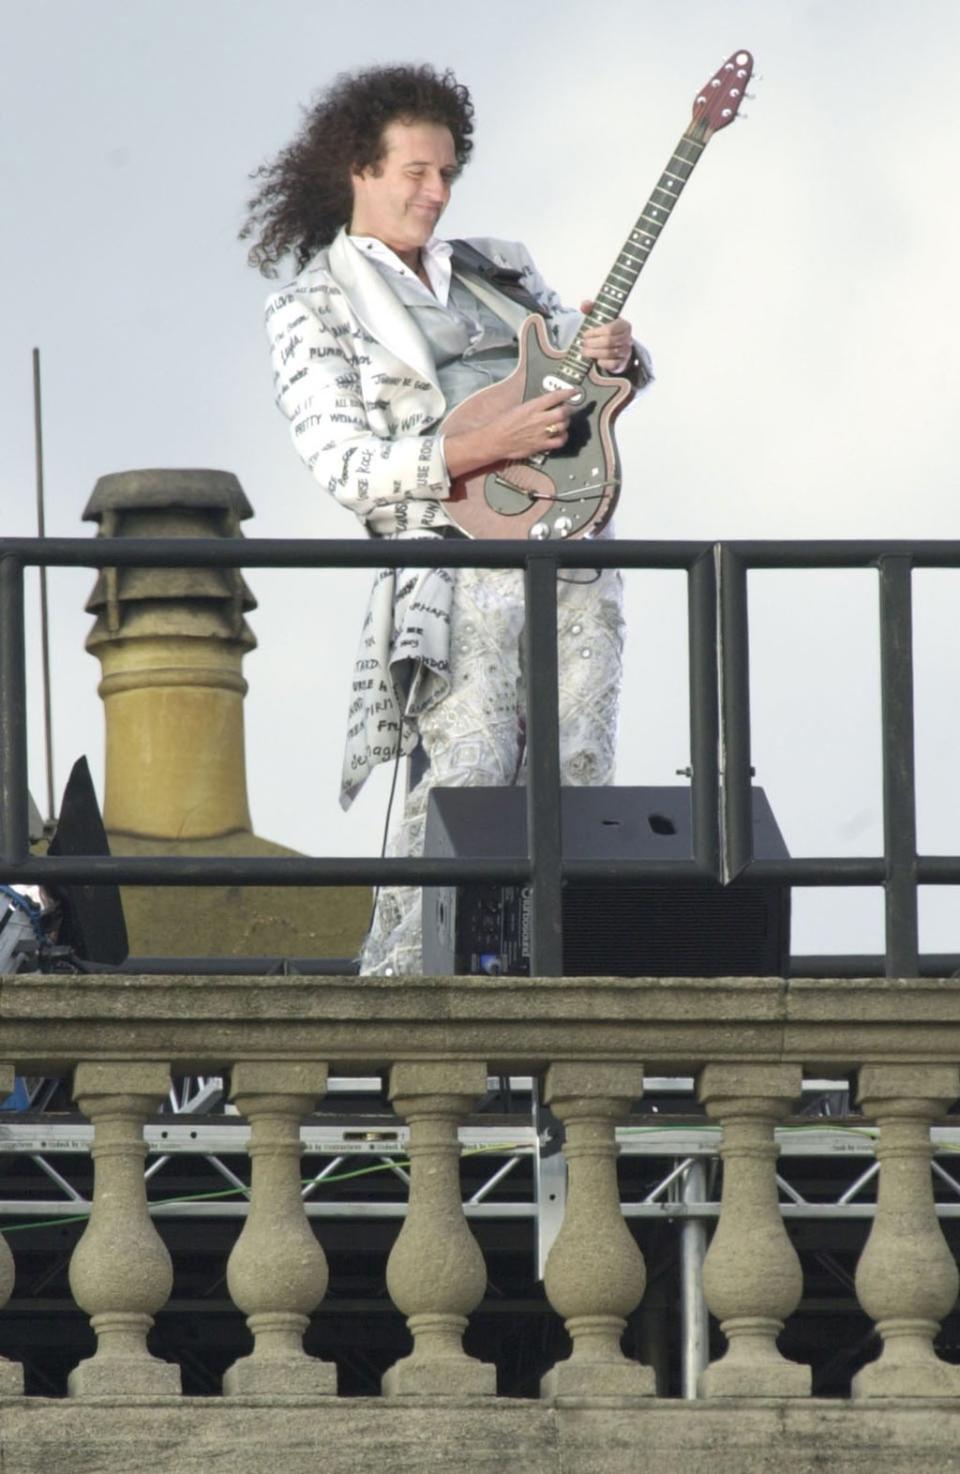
[348,234,453,305]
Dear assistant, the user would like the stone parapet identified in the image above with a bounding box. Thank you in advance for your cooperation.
[3,973,960,1074]
[0,1398,958,1473]
[0,971,959,1446]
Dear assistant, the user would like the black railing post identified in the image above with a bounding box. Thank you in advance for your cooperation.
[524,553,564,976]
[688,549,720,878]
[0,556,29,866]
[718,546,753,881]
[878,556,920,976]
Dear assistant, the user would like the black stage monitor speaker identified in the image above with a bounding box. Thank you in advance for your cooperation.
[422,786,790,978]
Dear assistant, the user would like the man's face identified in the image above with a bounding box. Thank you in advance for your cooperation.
[350,119,458,256]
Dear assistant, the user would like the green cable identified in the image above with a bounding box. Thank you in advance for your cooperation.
[0,1141,530,1237]
[618,1122,881,1140]
[6,1122,958,1239]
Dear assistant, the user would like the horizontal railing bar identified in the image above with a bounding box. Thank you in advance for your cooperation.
[791,954,960,977]
[116,957,361,975]
[738,858,887,884]
[15,854,959,889]
[743,858,960,885]
[726,540,960,568]
[0,856,531,886]
[0,856,786,886]
[5,536,960,571]
[0,536,713,571]
[560,859,714,883]
[18,947,952,976]
[112,951,960,977]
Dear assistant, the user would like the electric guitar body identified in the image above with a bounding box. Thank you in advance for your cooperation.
[441,48,754,540]
[443,314,634,541]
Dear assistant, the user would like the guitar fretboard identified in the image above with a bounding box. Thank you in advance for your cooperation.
[558,121,710,384]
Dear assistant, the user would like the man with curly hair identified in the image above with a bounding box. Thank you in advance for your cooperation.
[244,64,651,975]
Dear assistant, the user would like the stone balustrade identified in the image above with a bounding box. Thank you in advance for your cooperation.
[222,1061,336,1395]
[67,1061,181,1396]
[698,1063,810,1397]
[0,972,959,1471]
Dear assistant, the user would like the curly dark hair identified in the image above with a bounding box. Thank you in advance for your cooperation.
[241,64,474,276]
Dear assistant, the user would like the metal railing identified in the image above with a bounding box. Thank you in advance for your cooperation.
[1,535,959,978]
[719,542,960,978]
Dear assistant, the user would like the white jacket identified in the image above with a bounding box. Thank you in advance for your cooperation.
[265,228,584,537]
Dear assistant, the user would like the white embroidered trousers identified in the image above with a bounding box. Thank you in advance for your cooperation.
[359,565,625,975]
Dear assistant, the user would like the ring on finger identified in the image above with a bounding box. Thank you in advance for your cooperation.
[545,423,564,437]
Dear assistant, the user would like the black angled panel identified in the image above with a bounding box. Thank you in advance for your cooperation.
[46,757,128,965]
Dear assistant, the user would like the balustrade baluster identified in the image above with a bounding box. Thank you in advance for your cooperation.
[223,1061,335,1394]
[68,1062,179,1395]
[697,1064,810,1396]
[0,1065,22,1393]
[853,1064,960,1397]
[382,1061,495,1396]
[540,1062,654,1399]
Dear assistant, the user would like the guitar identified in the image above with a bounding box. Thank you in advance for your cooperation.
[442,49,754,541]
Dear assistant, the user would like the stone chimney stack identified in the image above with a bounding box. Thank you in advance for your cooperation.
[84,469,257,841]
[80,467,369,959]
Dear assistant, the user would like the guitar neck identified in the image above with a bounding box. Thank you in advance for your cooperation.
[558,120,711,384]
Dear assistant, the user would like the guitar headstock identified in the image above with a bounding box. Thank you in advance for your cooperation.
[692,50,753,133]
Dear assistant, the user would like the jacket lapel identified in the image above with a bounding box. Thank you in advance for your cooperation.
[327,230,441,392]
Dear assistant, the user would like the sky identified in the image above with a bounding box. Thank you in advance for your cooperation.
[2,0,959,959]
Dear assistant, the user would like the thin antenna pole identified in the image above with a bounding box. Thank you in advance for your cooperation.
[32,347,56,824]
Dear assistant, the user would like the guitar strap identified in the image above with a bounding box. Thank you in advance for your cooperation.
[447,240,550,320]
